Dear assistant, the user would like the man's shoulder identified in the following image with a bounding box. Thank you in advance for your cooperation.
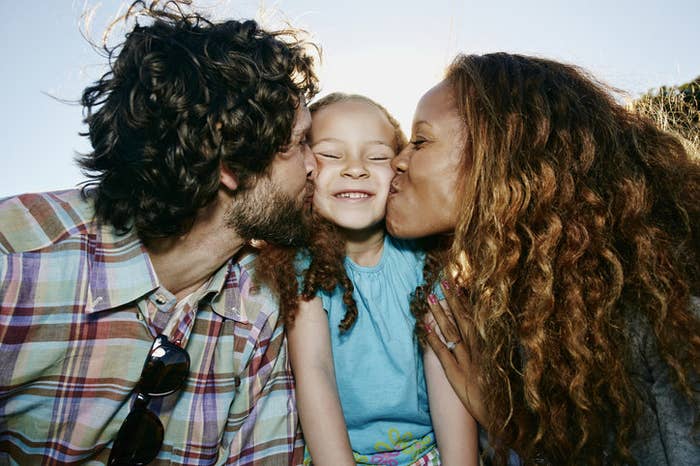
[0,189,96,254]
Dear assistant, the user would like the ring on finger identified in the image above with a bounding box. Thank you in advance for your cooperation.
[445,341,457,351]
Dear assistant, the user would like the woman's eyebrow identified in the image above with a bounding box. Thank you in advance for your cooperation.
[414,120,432,127]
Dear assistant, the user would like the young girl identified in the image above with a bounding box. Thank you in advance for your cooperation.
[288,93,478,465]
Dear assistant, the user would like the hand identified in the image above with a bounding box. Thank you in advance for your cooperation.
[425,281,487,426]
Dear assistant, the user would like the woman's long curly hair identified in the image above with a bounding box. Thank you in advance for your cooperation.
[425,53,700,464]
[256,93,407,331]
[78,1,318,240]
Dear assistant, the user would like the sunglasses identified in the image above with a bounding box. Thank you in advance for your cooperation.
[108,335,190,465]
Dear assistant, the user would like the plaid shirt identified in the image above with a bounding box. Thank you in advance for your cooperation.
[0,189,303,465]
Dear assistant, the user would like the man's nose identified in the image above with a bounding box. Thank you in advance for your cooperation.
[304,145,317,180]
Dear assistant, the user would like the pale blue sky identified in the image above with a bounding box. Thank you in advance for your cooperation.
[1,0,698,197]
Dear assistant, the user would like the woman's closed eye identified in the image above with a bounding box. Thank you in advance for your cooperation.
[410,138,427,148]
[368,154,393,161]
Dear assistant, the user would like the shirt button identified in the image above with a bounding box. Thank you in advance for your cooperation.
[155,293,167,305]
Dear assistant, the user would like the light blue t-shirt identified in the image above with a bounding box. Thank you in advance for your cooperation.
[316,236,436,464]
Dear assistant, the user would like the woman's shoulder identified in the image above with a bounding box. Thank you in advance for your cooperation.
[626,295,700,464]
[626,295,700,344]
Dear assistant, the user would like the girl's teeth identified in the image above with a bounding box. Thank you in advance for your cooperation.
[337,192,369,199]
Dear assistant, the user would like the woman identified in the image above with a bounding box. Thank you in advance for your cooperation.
[386,53,700,465]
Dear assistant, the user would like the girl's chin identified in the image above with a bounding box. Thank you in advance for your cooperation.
[332,218,386,233]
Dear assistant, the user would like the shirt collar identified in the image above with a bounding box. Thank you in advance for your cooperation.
[84,224,273,326]
[85,221,159,314]
[208,251,277,325]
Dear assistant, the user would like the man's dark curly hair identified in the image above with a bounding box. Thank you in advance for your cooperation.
[77,1,319,240]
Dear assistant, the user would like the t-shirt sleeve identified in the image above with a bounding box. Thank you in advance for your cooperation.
[319,292,331,315]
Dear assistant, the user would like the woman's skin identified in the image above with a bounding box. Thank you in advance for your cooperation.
[386,81,464,239]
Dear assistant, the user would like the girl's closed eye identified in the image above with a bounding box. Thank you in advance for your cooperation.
[368,154,393,161]
[317,152,342,159]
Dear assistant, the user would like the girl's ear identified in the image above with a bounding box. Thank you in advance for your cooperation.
[219,163,239,191]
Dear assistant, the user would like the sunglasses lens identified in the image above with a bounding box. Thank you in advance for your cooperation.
[140,338,190,396]
[108,408,164,465]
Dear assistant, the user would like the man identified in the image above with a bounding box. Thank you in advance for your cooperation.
[0,3,318,464]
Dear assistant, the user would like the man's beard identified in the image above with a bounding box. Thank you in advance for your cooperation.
[226,178,313,247]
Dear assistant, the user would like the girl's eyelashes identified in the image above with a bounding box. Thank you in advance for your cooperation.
[313,150,394,160]
[316,152,341,159]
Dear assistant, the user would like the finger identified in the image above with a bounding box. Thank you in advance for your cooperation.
[437,298,459,335]
[440,280,474,345]
[439,279,466,315]
[430,309,470,369]
[427,293,461,344]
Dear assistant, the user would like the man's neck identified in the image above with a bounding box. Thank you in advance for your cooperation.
[145,194,245,301]
[341,226,386,267]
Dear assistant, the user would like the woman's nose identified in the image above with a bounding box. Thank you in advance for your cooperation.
[391,146,410,173]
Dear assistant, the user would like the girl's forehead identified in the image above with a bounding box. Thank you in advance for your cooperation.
[312,101,393,133]
[312,99,382,119]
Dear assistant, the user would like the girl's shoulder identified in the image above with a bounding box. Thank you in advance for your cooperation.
[386,236,424,259]
[377,237,428,290]
[384,236,426,270]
